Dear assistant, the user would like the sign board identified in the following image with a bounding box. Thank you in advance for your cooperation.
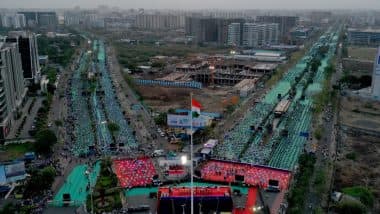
[299,132,310,138]
[167,114,211,128]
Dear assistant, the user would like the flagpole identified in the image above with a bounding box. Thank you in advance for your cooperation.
[190,92,194,214]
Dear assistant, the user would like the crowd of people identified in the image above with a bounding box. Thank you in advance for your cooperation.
[113,157,157,188]
[200,160,291,190]
[66,52,96,156]
[97,41,138,153]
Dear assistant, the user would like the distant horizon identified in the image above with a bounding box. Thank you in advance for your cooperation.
[1,0,380,11]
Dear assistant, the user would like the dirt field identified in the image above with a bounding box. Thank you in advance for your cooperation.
[334,134,380,212]
[347,46,377,61]
[136,85,236,113]
[340,96,380,132]
[335,96,380,212]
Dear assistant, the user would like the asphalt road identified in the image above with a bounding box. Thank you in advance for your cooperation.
[106,45,166,151]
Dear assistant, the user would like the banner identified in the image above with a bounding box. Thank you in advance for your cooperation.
[167,114,211,128]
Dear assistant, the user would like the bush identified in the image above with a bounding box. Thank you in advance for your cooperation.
[345,152,357,160]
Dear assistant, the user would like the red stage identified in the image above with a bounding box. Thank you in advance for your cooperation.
[113,157,157,188]
[200,160,291,190]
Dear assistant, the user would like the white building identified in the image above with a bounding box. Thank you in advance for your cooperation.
[227,23,241,46]
[6,31,41,84]
[243,23,279,47]
[372,47,380,98]
[1,13,26,29]
[135,14,185,30]
[0,42,27,139]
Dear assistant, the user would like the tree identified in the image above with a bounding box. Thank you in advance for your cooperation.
[0,203,17,214]
[154,112,167,126]
[107,122,120,136]
[24,166,56,197]
[34,129,57,156]
[310,59,321,73]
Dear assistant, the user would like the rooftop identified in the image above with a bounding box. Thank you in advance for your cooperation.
[348,28,380,33]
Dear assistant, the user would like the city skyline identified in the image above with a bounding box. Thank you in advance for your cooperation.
[1,0,380,10]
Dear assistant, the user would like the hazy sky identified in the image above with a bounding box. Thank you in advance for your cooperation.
[1,0,380,10]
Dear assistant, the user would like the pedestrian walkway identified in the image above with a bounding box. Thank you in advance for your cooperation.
[51,162,100,206]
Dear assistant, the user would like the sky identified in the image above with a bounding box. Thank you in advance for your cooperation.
[1,0,380,10]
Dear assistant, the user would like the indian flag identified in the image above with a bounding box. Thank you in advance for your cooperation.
[191,98,202,117]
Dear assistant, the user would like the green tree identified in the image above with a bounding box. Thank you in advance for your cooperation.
[24,166,56,197]
[34,129,57,155]
[0,203,17,214]
[311,59,321,73]
[107,122,120,136]
[154,112,167,126]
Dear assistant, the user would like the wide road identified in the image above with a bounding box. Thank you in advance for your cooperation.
[106,45,166,151]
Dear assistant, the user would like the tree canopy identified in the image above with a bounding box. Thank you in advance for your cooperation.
[34,129,57,156]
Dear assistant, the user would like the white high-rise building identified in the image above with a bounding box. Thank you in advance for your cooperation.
[227,23,241,46]
[0,41,27,139]
[1,14,26,29]
[372,47,380,98]
[243,23,279,47]
[6,31,41,84]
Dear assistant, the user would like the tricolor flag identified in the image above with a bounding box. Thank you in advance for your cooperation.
[191,98,202,118]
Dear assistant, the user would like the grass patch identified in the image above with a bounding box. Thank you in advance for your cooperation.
[287,154,316,214]
[0,142,34,161]
[314,168,327,196]
[342,186,374,207]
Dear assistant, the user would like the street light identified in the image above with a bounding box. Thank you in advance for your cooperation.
[181,155,188,165]
[252,205,263,212]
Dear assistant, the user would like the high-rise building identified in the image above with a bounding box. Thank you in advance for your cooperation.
[256,16,298,40]
[227,23,241,46]
[64,10,104,28]
[135,14,185,30]
[242,23,279,47]
[372,47,380,98]
[0,14,26,29]
[0,41,27,140]
[17,11,57,28]
[185,17,244,45]
[6,31,41,84]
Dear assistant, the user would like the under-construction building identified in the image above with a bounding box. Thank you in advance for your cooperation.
[176,59,277,86]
